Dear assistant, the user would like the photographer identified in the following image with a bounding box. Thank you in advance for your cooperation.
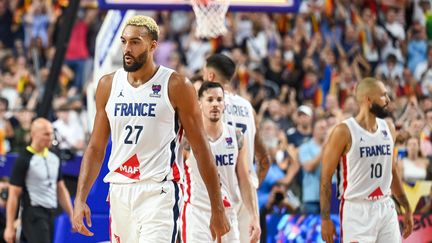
[260,183,297,243]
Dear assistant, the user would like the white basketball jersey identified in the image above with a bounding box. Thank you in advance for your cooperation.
[104,66,183,184]
[338,118,393,201]
[223,92,258,188]
[183,124,241,211]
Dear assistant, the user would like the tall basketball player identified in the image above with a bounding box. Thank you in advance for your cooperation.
[72,16,230,242]
[320,77,413,243]
[203,54,270,243]
[181,81,260,242]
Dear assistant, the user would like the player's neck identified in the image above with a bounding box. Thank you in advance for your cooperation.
[355,110,378,133]
[127,62,158,87]
[204,120,223,142]
[223,83,233,93]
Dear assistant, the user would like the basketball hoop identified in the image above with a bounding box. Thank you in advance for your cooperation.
[191,0,230,38]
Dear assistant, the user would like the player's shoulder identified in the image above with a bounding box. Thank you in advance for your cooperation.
[329,122,351,140]
[98,71,116,88]
[168,71,190,89]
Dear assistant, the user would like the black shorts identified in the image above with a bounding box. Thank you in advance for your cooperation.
[21,206,56,243]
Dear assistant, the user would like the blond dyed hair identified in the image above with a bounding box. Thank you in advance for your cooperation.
[125,15,159,41]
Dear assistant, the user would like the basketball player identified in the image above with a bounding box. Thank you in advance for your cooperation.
[181,81,260,242]
[320,77,413,243]
[72,16,230,242]
[203,54,270,243]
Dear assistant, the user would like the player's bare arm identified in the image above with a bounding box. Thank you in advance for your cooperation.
[235,130,260,242]
[320,123,350,243]
[73,74,113,236]
[168,73,230,239]
[387,120,413,239]
[253,110,270,186]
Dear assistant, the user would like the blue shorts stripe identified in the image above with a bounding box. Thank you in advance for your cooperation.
[171,181,180,243]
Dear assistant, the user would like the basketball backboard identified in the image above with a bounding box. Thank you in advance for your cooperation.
[97,0,300,12]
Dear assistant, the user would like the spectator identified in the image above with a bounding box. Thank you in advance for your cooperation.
[422,109,432,157]
[286,105,313,147]
[398,135,430,183]
[0,0,14,49]
[258,98,294,132]
[414,45,432,96]
[0,98,13,155]
[23,0,54,49]
[298,118,327,214]
[64,9,90,91]
[247,66,279,110]
[407,22,428,74]
[258,119,299,210]
[342,95,359,116]
[3,118,74,243]
[52,107,86,156]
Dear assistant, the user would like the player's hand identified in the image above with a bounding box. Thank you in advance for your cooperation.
[209,208,230,242]
[249,215,261,243]
[72,200,94,236]
[402,210,413,239]
[3,226,15,243]
[321,218,336,243]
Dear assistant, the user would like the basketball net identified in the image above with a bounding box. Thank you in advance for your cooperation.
[191,0,230,38]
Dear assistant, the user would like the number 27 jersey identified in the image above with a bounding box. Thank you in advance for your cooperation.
[104,66,183,184]
[338,118,393,201]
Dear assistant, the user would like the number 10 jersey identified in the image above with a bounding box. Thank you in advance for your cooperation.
[338,117,394,201]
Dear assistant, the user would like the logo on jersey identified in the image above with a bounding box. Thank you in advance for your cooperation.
[114,154,141,180]
[118,89,124,98]
[225,137,234,149]
[114,234,121,243]
[150,84,162,98]
[160,187,167,194]
[223,196,231,208]
[360,137,365,142]
[367,187,384,200]
[381,130,390,140]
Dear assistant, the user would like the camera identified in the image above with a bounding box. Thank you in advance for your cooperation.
[274,192,285,204]
[0,188,8,200]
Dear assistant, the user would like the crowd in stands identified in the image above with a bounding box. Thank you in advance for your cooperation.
[1,0,432,233]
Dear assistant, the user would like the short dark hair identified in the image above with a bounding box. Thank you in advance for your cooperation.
[190,74,204,84]
[205,54,236,81]
[198,81,224,98]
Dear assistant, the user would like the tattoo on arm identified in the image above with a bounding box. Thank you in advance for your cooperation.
[235,129,244,150]
[254,135,270,184]
[320,181,331,219]
[257,156,269,182]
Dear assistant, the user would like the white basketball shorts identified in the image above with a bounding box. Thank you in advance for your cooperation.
[181,203,239,243]
[340,196,401,243]
[108,180,181,243]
